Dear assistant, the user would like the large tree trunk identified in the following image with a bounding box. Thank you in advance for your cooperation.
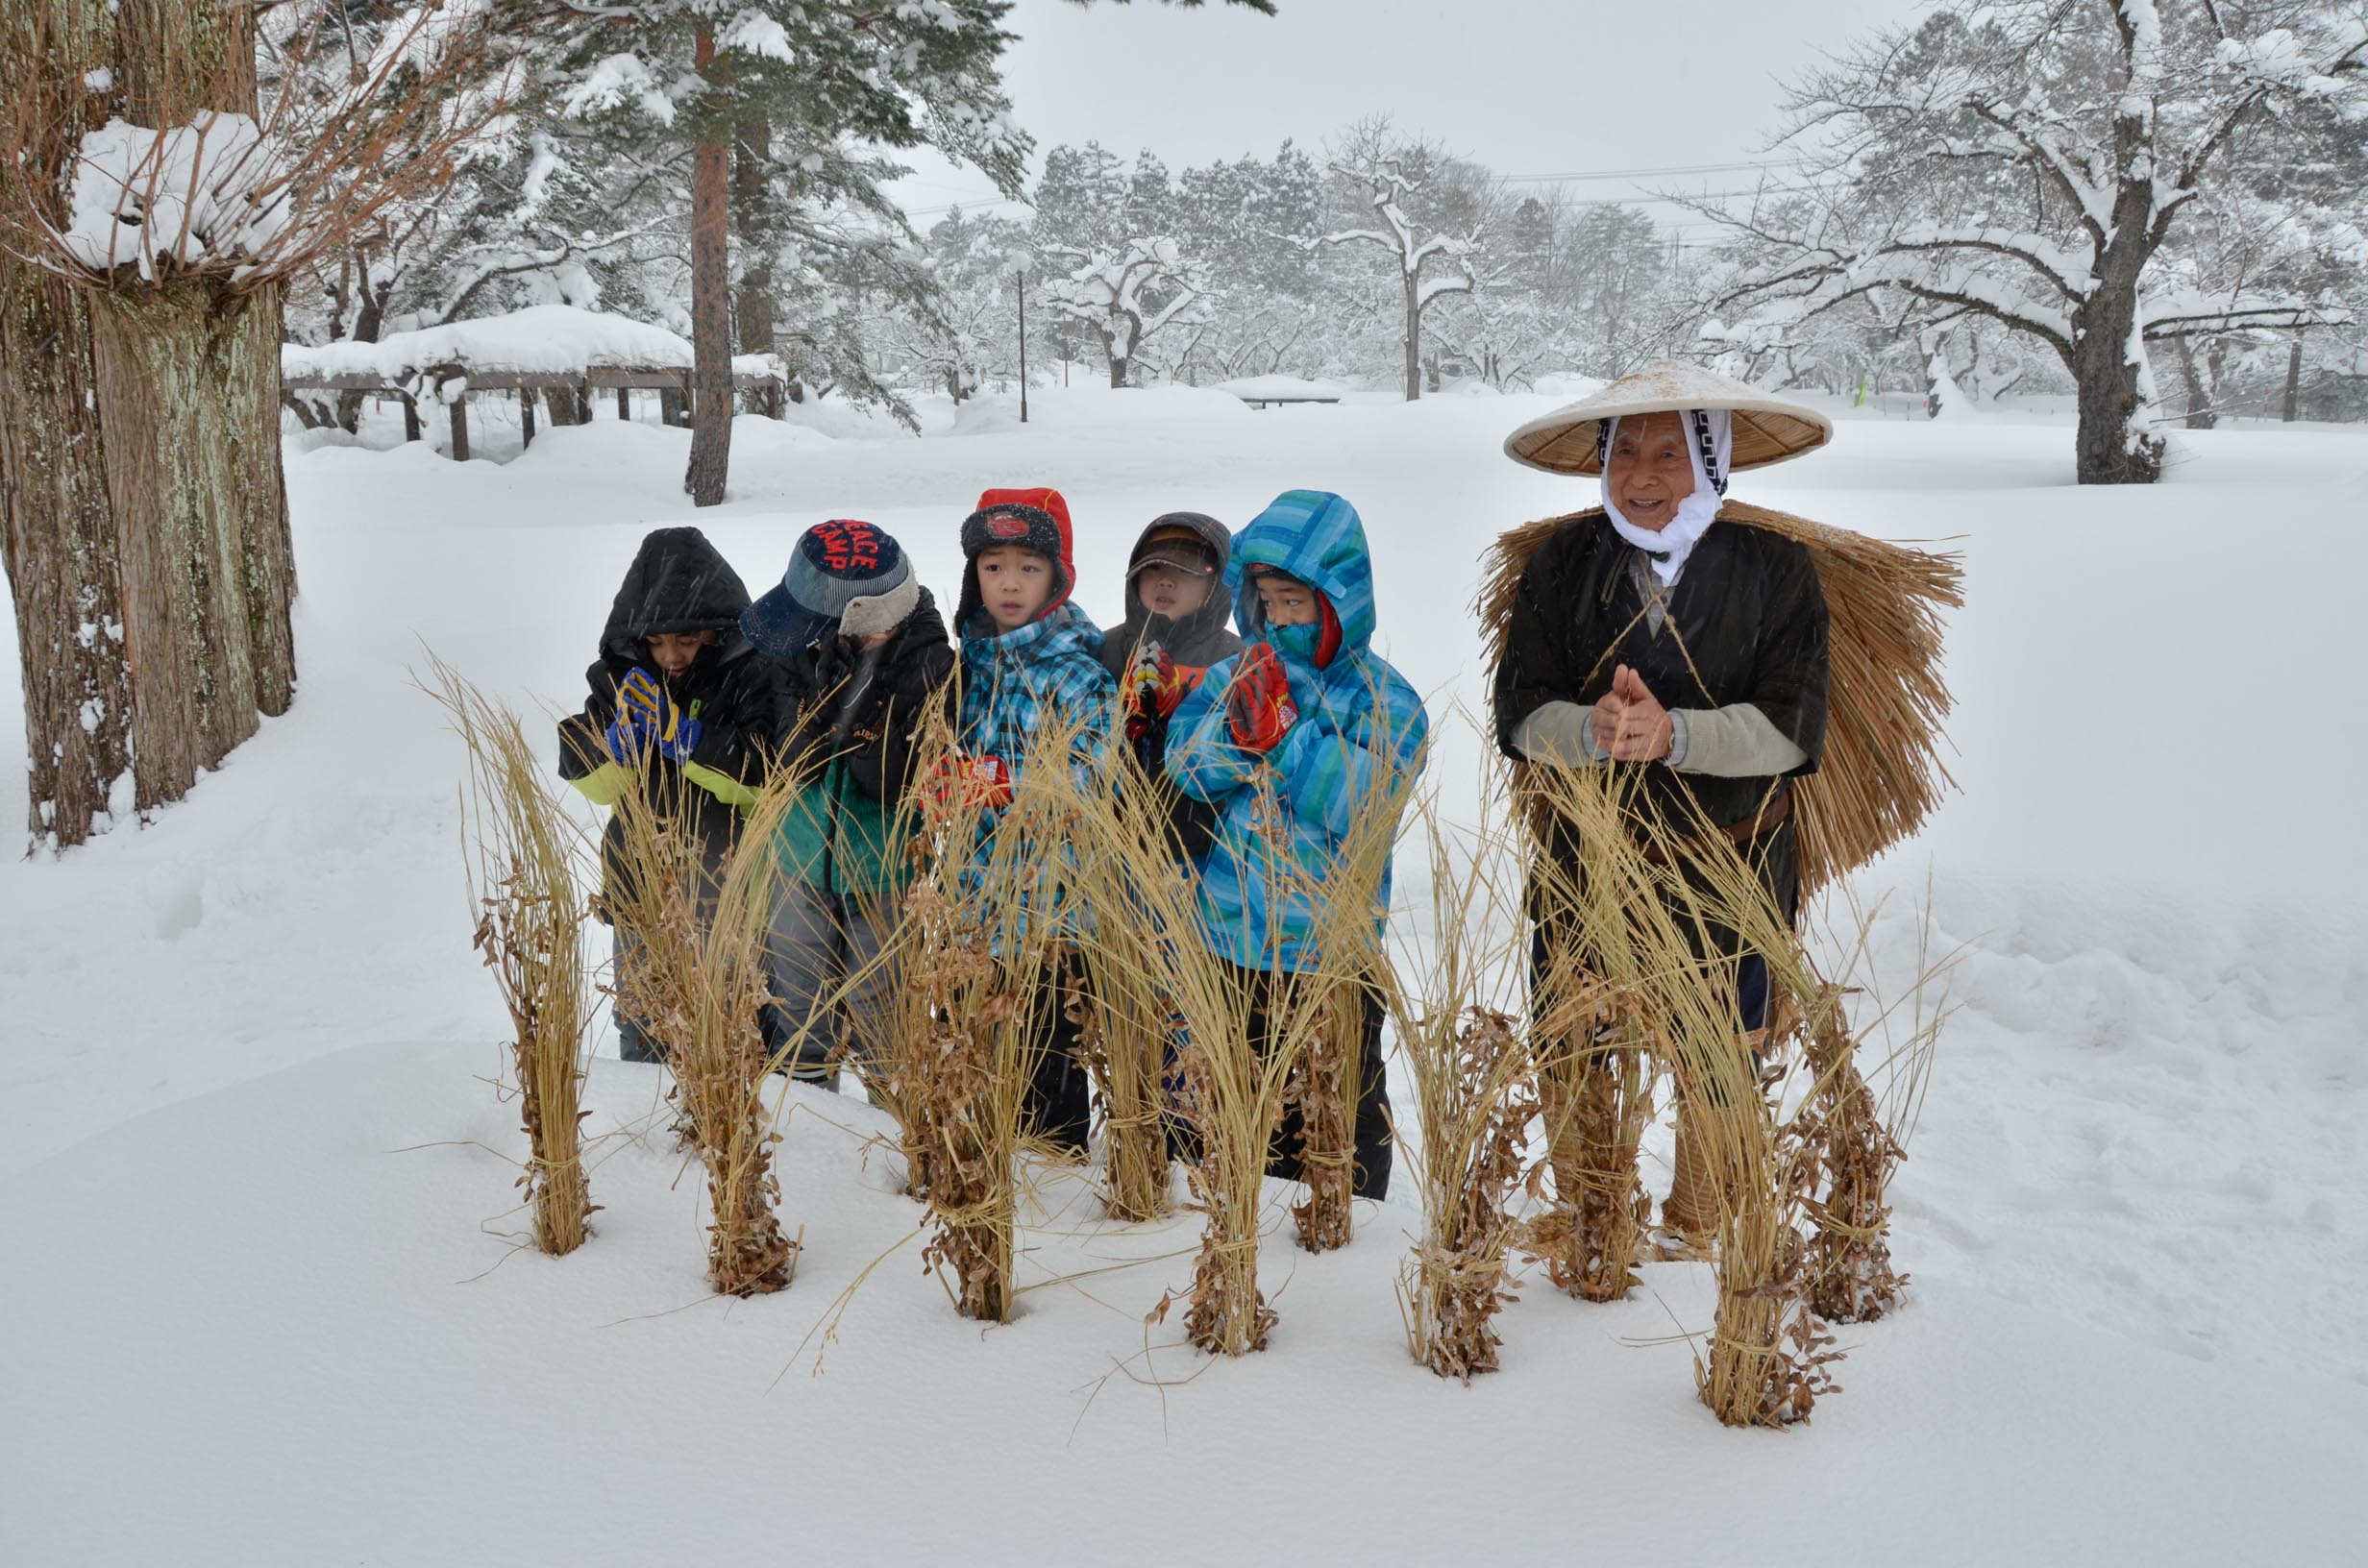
[683,28,732,507]
[2067,248,2163,485]
[2172,332,2217,430]
[92,0,298,810]
[1108,347,1128,389]
[1402,280,1421,403]
[87,278,296,805]
[333,263,385,433]
[730,110,777,414]
[0,257,136,850]
[0,0,135,851]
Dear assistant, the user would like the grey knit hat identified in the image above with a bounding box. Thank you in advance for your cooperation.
[741,520,919,655]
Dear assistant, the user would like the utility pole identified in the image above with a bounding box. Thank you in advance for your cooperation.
[1016,258,1030,425]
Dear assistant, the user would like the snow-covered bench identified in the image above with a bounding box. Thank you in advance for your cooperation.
[1220,374,1349,409]
[282,304,791,459]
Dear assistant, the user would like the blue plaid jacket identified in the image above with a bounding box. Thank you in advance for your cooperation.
[956,600,1116,911]
[1166,491,1428,972]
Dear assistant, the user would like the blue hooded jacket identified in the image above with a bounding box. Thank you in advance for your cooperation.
[1165,491,1429,971]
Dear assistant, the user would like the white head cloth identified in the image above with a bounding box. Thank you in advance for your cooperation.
[1599,407,1733,586]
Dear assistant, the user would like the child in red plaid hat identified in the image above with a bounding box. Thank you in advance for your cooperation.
[950,486,1117,1154]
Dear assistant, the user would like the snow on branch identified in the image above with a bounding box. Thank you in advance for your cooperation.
[0,2,518,293]
[61,114,290,281]
[1040,235,1211,368]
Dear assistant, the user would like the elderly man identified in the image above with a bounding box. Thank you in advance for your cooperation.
[1490,362,1834,1243]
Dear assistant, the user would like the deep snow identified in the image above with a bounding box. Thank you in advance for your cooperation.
[2,385,2362,1563]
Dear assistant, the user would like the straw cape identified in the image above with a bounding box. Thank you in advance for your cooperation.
[1504,360,1835,478]
[1481,366,1961,897]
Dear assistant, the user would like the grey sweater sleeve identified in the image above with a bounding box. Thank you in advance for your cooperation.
[1668,702,1809,778]
[1512,700,1609,767]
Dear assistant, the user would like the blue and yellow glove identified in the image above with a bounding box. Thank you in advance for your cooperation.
[604,668,703,763]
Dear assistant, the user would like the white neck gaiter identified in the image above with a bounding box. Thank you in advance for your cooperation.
[1599,408,1733,586]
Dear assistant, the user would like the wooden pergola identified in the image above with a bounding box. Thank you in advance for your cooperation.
[280,306,793,460]
[284,363,791,460]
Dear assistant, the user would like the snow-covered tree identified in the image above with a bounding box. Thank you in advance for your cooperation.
[528,0,1028,504]
[1174,140,1322,378]
[1703,1,2368,483]
[1042,235,1211,386]
[1315,121,1489,401]
[875,206,1030,400]
[0,0,498,847]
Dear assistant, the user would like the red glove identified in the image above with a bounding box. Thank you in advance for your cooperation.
[1226,644,1297,754]
[930,751,1013,810]
[1124,649,1190,744]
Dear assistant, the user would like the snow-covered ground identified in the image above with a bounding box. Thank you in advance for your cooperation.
[3,386,2363,1563]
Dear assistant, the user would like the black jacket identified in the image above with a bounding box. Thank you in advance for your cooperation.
[556,527,775,896]
[767,586,957,805]
[1492,510,1829,921]
[1099,512,1245,861]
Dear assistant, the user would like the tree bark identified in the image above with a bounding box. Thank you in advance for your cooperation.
[333,274,384,433]
[0,0,135,849]
[2282,337,2303,422]
[2066,247,2162,485]
[85,0,298,809]
[87,278,296,805]
[730,109,777,415]
[0,256,136,849]
[683,27,732,507]
[2173,332,2217,430]
[1108,349,1128,390]
[1402,282,1421,403]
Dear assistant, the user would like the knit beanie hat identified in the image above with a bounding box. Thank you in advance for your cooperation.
[741,519,919,656]
[957,485,1075,630]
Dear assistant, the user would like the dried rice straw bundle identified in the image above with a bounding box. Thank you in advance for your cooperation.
[1276,674,1422,1256]
[1067,758,1282,1352]
[1789,982,1911,1321]
[1524,764,1840,1427]
[1523,960,1654,1304]
[1058,774,1178,1222]
[882,705,1098,1321]
[1474,502,1961,898]
[424,659,597,1258]
[1388,770,1553,1380]
[604,756,802,1297]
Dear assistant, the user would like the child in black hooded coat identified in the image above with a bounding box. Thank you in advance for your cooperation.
[557,526,778,1063]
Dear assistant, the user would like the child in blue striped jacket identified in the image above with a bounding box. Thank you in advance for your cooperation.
[1165,490,1428,1198]
[950,486,1117,1154]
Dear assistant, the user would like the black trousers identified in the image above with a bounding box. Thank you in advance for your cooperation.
[1023,963,1093,1157]
[1190,960,1392,1201]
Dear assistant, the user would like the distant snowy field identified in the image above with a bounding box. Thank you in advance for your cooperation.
[3,385,2362,1563]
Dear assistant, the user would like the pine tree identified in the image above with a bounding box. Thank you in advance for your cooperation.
[530,0,1029,503]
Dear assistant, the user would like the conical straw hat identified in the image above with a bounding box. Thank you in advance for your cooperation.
[1504,360,1834,478]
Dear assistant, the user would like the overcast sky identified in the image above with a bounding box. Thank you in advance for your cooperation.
[887,0,1928,238]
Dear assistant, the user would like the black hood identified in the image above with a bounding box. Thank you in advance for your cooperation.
[1102,510,1240,674]
[601,527,752,663]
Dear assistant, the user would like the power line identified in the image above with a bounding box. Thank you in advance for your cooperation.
[1499,156,1814,184]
